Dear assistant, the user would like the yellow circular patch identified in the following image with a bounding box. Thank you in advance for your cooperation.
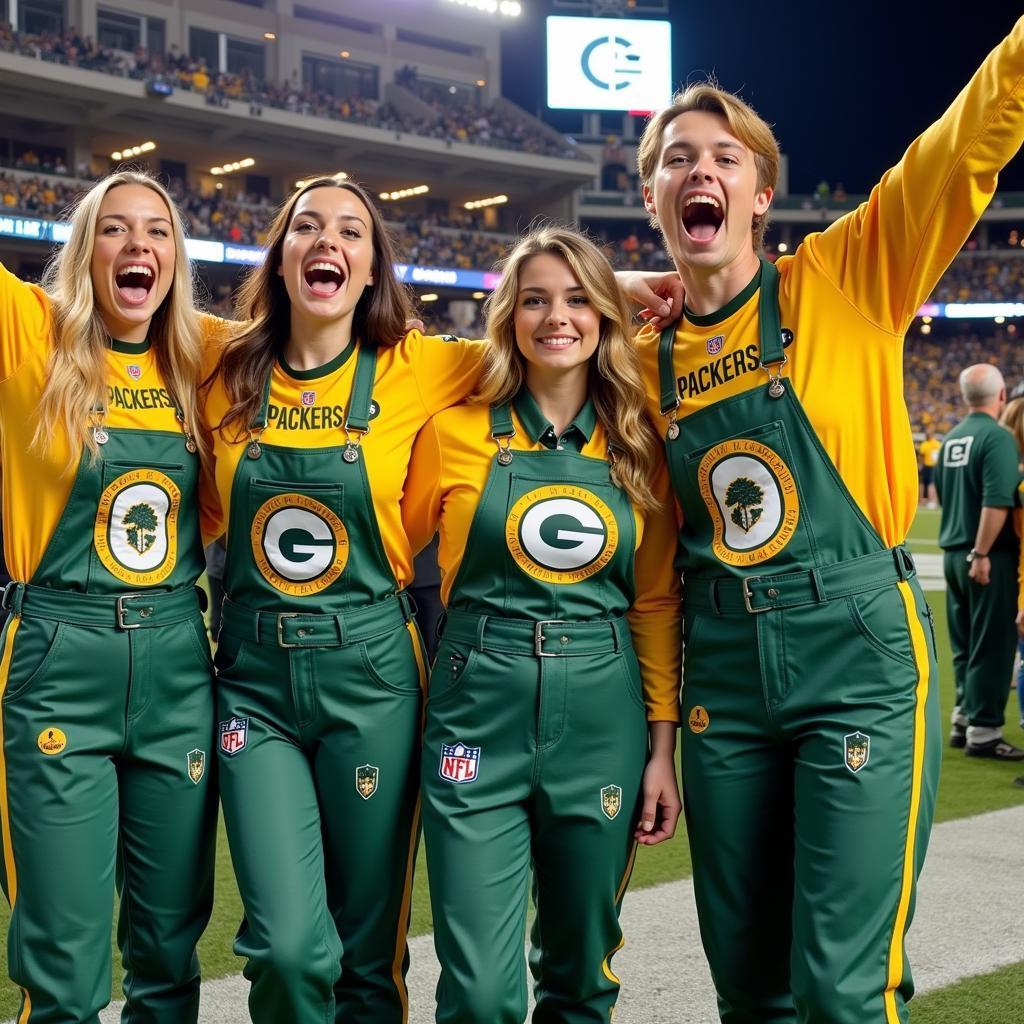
[697,438,799,567]
[251,493,349,596]
[94,469,181,586]
[688,706,710,734]
[37,727,67,755]
[505,485,618,585]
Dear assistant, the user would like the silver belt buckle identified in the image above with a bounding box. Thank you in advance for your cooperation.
[534,619,568,657]
[276,612,301,648]
[741,577,769,614]
[115,594,143,630]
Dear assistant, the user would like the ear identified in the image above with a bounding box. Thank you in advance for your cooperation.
[276,263,283,277]
[367,274,374,285]
[754,185,774,217]
[642,184,656,217]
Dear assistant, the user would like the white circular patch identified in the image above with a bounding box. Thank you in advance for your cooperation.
[108,483,170,571]
[709,455,783,551]
[262,507,337,582]
[519,498,608,570]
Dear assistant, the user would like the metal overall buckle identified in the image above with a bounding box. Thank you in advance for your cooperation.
[115,594,150,630]
[741,577,770,614]
[534,620,568,657]
[276,612,301,648]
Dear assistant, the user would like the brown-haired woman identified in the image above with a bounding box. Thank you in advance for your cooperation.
[0,170,217,1021]
[1000,397,1024,732]
[201,177,486,1023]
[401,225,682,1022]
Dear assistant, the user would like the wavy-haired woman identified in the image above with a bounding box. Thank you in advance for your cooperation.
[402,225,682,1023]
[201,177,487,1024]
[0,170,218,1021]
[1000,397,1024,732]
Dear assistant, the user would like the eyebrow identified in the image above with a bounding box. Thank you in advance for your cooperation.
[98,213,172,225]
[293,210,369,229]
[664,139,745,154]
[519,284,586,293]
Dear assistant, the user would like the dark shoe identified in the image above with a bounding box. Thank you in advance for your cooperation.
[949,724,967,749]
[965,738,1024,761]
[1014,776,1024,788]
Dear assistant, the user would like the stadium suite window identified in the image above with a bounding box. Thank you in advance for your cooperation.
[292,5,379,34]
[226,38,265,79]
[97,9,141,52]
[21,0,64,35]
[302,54,378,101]
[189,28,219,72]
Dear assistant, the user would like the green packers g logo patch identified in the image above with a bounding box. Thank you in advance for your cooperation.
[697,439,799,566]
[505,485,618,584]
[94,469,180,585]
[252,493,349,596]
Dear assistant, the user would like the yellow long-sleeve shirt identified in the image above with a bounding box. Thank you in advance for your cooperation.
[402,398,682,723]
[639,17,1024,548]
[202,331,486,589]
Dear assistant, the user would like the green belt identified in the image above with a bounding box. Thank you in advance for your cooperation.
[220,592,416,649]
[1,581,204,630]
[685,545,917,616]
[443,609,631,658]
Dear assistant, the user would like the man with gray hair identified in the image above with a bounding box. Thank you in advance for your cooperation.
[936,363,1023,758]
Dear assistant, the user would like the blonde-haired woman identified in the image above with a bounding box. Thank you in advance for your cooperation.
[402,225,682,1022]
[1001,397,1024,733]
[0,170,217,1022]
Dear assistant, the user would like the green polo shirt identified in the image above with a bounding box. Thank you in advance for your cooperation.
[935,411,1020,551]
[513,387,597,454]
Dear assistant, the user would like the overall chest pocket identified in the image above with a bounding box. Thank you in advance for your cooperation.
[247,478,350,597]
[90,460,188,589]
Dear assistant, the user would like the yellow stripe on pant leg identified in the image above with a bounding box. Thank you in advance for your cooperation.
[883,583,931,1023]
[601,841,638,985]
[0,617,33,1022]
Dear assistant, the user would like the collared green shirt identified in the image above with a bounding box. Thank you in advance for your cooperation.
[513,387,597,454]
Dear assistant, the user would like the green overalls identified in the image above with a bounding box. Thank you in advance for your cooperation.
[214,345,423,1024]
[0,416,216,1023]
[657,261,941,1023]
[423,399,649,1024]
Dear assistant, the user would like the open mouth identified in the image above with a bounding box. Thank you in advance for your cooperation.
[115,264,155,306]
[682,195,724,243]
[537,336,578,349]
[304,261,345,297]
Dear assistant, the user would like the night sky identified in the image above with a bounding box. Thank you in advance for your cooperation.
[500,1,1024,195]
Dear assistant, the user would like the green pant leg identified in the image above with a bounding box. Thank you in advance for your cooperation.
[1,618,127,1023]
[942,551,970,711]
[786,582,941,1022]
[216,643,341,1024]
[679,609,797,1024]
[422,643,536,1024]
[528,649,648,1024]
[961,551,1018,728]
[116,620,218,1024]
[313,623,424,1024]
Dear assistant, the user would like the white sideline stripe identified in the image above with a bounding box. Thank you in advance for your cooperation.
[23,804,1021,1023]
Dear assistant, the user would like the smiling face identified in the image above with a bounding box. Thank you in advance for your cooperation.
[89,183,176,344]
[277,185,375,337]
[513,252,601,383]
[643,109,772,278]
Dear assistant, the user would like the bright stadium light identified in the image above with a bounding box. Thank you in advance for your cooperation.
[112,141,156,160]
[212,158,256,175]
[420,293,439,302]
[380,185,430,201]
[464,194,508,210]
[296,172,348,188]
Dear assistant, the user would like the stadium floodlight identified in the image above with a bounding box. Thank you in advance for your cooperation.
[464,194,508,210]
[380,185,430,201]
[211,158,256,175]
[263,32,276,40]
[111,141,156,161]
[420,293,439,302]
[444,0,522,17]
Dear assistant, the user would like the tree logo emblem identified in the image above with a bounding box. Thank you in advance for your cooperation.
[123,502,159,554]
[725,477,764,534]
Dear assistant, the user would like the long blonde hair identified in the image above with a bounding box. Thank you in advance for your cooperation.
[33,170,206,468]
[1001,396,1024,455]
[476,225,661,511]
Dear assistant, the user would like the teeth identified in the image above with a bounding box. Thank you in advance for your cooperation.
[539,337,576,346]
[118,264,152,277]
[307,261,341,274]
[685,195,721,208]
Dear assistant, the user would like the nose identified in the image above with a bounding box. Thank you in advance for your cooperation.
[315,232,339,252]
[545,304,569,325]
[688,154,714,182]
[124,225,152,253]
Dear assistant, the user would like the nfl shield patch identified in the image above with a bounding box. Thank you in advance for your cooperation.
[187,749,206,784]
[844,731,870,773]
[127,364,142,380]
[601,784,622,820]
[356,764,379,799]
[706,335,725,355]
[301,390,316,407]
[220,717,249,757]
[439,741,480,784]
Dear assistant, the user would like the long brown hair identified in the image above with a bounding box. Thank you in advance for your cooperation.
[212,178,410,439]
[476,225,661,511]
[33,170,206,468]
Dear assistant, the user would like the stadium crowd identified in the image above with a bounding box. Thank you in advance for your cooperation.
[0,24,582,161]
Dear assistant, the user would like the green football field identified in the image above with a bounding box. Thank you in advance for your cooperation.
[0,506,1021,1019]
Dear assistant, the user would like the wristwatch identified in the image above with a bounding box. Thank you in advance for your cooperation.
[966,549,990,563]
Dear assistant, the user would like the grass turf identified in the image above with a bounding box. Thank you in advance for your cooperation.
[0,507,1020,1016]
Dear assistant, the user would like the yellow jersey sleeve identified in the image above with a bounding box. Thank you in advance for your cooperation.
[403,416,444,561]
[0,262,53,383]
[407,332,488,415]
[627,455,683,723]
[806,16,1024,335]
